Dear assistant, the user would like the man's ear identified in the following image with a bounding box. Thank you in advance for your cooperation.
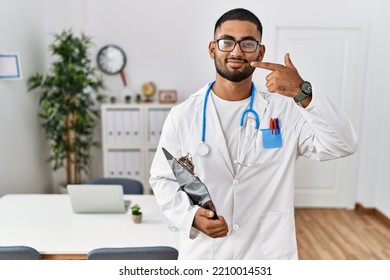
[208,41,215,59]
[257,44,266,61]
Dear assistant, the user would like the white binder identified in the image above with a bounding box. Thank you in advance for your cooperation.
[122,110,132,143]
[106,110,116,143]
[114,110,124,142]
[132,150,141,181]
[148,109,158,143]
[131,110,141,143]
[148,149,156,173]
[116,151,125,177]
[124,150,133,178]
[107,151,117,177]
[159,109,169,138]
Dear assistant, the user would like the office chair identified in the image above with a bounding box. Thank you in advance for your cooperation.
[0,246,41,260]
[87,246,178,260]
[87,178,143,194]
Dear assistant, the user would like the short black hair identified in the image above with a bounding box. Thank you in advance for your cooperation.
[214,8,263,39]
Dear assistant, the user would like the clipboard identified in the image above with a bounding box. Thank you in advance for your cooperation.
[162,147,218,219]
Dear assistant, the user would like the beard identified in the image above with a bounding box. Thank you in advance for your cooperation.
[214,56,258,82]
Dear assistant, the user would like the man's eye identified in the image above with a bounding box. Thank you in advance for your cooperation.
[222,40,234,46]
[242,41,256,47]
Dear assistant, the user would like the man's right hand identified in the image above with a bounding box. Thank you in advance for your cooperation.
[192,208,228,238]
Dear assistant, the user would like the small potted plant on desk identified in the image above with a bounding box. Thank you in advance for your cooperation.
[131,204,142,223]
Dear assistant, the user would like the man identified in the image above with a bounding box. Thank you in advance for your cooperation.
[150,8,357,259]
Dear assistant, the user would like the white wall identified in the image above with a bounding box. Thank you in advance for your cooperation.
[0,0,389,217]
[355,0,390,217]
[0,0,52,194]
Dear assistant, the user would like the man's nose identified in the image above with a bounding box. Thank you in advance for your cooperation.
[230,42,243,55]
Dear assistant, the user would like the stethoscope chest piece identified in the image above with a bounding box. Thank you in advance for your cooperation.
[196,142,210,157]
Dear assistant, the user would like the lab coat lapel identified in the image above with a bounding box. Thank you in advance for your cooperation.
[207,94,235,177]
[253,90,268,127]
[233,88,268,176]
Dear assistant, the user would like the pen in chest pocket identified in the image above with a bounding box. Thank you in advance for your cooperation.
[270,117,280,135]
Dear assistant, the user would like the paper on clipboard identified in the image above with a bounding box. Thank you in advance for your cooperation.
[162,147,218,219]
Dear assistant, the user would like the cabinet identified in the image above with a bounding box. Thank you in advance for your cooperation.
[101,103,172,193]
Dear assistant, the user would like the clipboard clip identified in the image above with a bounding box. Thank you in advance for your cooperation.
[178,153,195,174]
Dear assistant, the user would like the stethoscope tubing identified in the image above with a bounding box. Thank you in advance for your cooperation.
[201,81,215,143]
[201,81,260,143]
[240,90,260,129]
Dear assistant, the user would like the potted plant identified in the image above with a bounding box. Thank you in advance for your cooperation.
[28,29,106,190]
[135,93,142,103]
[131,204,142,223]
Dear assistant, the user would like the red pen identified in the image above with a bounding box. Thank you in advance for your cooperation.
[270,118,276,134]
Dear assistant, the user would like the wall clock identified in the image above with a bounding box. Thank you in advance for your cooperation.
[97,44,128,87]
[96,45,126,75]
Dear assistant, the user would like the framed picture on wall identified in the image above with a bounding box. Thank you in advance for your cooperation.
[158,90,177,104]
[0,53,22,80]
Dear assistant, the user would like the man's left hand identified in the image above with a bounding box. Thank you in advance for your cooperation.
[250,53,304,98]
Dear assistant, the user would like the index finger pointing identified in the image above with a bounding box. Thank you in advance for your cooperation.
[250,61,284,71]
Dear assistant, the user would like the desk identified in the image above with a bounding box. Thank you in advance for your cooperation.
[0,194,179,260]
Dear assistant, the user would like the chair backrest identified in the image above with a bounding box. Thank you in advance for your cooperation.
[0,246,41,260]
[87,246,178,260]
[87,178,143,194]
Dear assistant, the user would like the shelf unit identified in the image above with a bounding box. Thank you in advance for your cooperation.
[101,103,173,194]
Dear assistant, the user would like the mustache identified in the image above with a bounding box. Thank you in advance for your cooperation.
[226,57,248,63]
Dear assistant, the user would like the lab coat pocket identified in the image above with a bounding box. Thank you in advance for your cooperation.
[251,129,285,168]
[258,210,298,260]
[261,128,283,149]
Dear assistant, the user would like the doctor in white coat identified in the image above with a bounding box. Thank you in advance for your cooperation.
[150,8,357,259]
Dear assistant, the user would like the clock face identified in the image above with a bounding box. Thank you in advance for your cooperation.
[96,45,126,75]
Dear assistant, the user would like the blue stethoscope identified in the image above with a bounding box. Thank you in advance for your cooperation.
[196,81,260,163]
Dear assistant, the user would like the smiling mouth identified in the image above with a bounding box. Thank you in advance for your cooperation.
[226,58,248,67]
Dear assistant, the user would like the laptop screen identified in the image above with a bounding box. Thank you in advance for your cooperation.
[67,184,127,213]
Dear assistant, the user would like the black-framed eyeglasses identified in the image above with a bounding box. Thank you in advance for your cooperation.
[215,39,261,53]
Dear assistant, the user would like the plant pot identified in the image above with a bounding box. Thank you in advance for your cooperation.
[58,185,68,194]
[57,181,68,194]
[132,213,142,224]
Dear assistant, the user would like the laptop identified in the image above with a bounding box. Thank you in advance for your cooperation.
[67,184,130,213]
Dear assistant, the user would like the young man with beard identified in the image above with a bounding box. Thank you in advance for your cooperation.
[150,8,357,259]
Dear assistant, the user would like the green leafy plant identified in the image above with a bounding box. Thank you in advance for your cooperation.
[28,29,106,185]
[131,204,142,215]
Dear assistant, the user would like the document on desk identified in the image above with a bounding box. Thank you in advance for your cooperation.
[162,147,218,219]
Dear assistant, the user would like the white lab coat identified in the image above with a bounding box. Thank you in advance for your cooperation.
[149,83,357,260]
